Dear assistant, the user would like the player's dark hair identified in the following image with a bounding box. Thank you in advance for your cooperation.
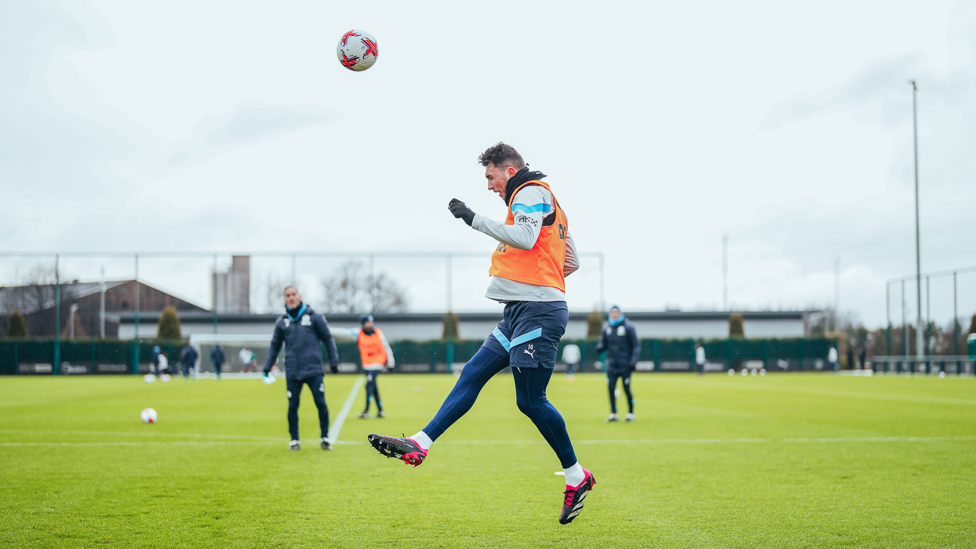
[478,142,525,170]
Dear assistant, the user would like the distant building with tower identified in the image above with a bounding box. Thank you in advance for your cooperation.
[212,255,250,314]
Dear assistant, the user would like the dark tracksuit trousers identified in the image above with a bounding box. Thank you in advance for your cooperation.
[607,365,634,414]
[422,302,577,469]
[286,374,328,441]
[363,370,382,413]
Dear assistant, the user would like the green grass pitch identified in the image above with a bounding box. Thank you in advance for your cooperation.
[1,372,974,548]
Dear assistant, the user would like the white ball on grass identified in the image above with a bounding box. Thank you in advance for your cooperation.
[141,408,157,424]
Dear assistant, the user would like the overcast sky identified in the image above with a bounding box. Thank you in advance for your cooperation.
[1,0,974,327]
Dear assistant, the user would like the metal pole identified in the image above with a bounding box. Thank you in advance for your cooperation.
[835,257,840,314]
[886,282,891,356]
[723,234,728,310]
[599,253,605,311]
[954,272,959,357]
[291,254,296,286]
[925,275,930,356]
[902,280,907,357]
[134,254,139,340]
[99,266,105,339]
[53,255,60,376]
[369,254,375,313]
[911,80,923,360]
[446,254,453,312]
[212,254,218,334]
[69,304,78,339]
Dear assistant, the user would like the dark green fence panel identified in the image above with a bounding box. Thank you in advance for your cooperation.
[729,339,764,369]
[767,339,801,371]
[701,340,729,369]
[0,341,17,375]
[391,340,434,373]
[656,339,694,371]
[0,337,840,375]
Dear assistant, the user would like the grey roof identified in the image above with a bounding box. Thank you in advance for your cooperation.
[0,281,127,315]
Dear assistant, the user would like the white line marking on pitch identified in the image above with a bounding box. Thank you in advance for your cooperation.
[4,436,974,448]
[439,436,976,445]
[694,382,976,406]
[0,441,360,447]
[327,377,362,444]
[0,429,281,441]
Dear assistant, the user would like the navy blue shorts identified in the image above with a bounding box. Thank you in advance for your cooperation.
[482,301,569,369]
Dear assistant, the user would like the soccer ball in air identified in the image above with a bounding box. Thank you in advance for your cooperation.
[141,408,157,424]
[336,29,378,71]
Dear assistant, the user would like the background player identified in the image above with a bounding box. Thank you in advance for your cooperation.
[695,341,706,377]
[239,346,258,377]
[210,344,225,381]
[596,305,640,422]
[262,286,340,451]
[367,142,594,525]
[342,314,395,419]
[179,343,198,381]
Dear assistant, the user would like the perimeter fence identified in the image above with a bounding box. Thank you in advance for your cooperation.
[0,337,842,376]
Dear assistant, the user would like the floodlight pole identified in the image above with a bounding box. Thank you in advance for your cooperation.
[911,80,923,360]
[925,275,930,356]
[886,281,891,356]
[53,254,60,376]
[446,254,453,312]
[369,254,375,313]
[99,266,105,339]
[212,254,218,334]
[134,254,139,340]
[723,234,728,310]
[953,271,958,357]
[902,280,907,357]
[599,253,606,311]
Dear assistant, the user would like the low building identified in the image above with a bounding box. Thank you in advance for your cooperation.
[0,280,207,338]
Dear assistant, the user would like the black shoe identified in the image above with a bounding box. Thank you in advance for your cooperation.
[357,412,370,419]
[321,438,332,451]
[377,411,385,418]
[367,433,428,467]
[288,440,301,451]
[559,469,595,525]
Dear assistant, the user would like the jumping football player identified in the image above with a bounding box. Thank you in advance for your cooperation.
[367,142,594,524]
[262,286,340,451]
[595,306,640,422]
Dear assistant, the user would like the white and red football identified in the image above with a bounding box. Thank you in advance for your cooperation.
[336,29,378,72]
[140,408,157,424]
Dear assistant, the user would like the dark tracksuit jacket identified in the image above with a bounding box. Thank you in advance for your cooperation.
[210,347,225,369]
[596,319,641,373]
[180,346,198,372]
[263,304,339,379]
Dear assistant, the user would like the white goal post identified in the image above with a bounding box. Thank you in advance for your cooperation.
[188,333,360,378]
[188,333,283,379]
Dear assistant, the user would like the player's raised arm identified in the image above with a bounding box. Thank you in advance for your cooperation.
[449,180,551,251]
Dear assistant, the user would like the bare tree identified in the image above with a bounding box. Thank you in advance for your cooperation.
[321,261,409,314]
[1,263,64,315]
[253,270,290,314]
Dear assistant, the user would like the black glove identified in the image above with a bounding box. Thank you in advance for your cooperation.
[448,198,476,226]
[629,363,637,372]
[330,364,338,374]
